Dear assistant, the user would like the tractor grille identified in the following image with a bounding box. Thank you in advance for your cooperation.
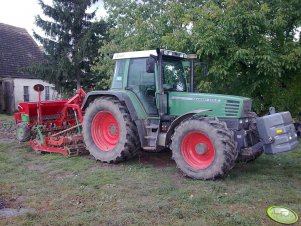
[225,100,240,116]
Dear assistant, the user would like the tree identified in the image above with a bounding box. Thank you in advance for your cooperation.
[95,0,301,115]
[190,0,301,115]
[34,0,108,93]
[93,0,197,89]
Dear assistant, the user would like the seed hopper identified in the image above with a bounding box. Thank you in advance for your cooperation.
[14,84,88,156]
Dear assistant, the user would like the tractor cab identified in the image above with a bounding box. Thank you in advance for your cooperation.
[111,49,204,117]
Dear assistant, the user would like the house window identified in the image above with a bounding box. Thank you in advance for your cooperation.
[45,86,50,100]
[23,86,29,102]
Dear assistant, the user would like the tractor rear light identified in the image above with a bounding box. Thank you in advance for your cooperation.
[163,50,172,56]
[187,54,197,59]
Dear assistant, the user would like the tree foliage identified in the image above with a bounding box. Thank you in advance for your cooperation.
[191,0,301,115]
[34,0,108,93]
[93,0,174,90]
[94,0,301,115]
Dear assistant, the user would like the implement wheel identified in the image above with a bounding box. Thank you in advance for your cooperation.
[83,97,140,163]
[16,122,31,142]
[171,116,237,180]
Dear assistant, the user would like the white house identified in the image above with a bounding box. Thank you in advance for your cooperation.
[0,23,57,113]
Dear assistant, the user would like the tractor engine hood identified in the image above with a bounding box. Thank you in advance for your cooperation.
[168,92,252,119]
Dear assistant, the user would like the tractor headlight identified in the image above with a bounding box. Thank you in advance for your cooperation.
[162,50,187,58]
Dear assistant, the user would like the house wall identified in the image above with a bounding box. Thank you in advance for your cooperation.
[14,78,58,111]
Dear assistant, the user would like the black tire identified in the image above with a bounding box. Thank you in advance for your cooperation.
[16,122,31,142]
[294,122,301,137]
[170,116,237,180]
[237,112,263,162]
[83,97,140,163]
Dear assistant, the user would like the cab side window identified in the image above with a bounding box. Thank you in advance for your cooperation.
[128,58,158,115]
[112,60,126,89]
[163,59,187,92]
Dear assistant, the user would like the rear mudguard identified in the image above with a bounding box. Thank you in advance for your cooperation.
[82,91,139,120]
[81,91,147,146]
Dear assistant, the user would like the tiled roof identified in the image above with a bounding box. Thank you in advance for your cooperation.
[0,22,44,78]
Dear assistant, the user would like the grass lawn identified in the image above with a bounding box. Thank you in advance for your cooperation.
[0,114,13,119]
[0,141,300,225]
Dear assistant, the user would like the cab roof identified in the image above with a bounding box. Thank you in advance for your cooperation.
[113,49,187,60]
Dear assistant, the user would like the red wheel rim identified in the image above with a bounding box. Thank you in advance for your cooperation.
[181,132,215,169]
[91,111,120,151]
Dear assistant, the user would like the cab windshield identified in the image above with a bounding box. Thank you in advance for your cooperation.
[162,58,188,92]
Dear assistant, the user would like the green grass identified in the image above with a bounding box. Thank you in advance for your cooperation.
[0,142,300,226]
[0,114,13,119]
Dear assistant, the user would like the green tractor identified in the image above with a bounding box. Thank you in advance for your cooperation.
[82,49,298,180]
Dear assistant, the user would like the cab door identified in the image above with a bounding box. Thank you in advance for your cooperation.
[161,58,189,115]
[127,58,158,116]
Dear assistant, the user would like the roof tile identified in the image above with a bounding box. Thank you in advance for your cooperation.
[0,22,44,78]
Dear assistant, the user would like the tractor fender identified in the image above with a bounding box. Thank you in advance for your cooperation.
[165,109,211,146]
[81,91,139,121]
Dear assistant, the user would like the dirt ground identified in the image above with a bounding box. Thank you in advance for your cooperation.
[0,117,176,169]
[0,116,300,225]
[0,118,16,143]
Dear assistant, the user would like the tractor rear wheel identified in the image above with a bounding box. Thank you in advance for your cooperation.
[83,97,140,163]
[170,116,237,180]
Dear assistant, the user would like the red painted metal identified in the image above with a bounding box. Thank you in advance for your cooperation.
[181,132,215,169]
[30,140,69,156]
[14,89,86,129]
[14,88,87,156]
[51,124,81,137]
[91,111,120,151]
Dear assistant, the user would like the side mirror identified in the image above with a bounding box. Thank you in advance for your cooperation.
[146,57,156,73]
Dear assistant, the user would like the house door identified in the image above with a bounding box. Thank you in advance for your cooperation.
[0,82,2,112]
[3,81,14,113]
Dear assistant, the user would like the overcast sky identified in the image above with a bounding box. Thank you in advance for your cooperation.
[0,0,106,38]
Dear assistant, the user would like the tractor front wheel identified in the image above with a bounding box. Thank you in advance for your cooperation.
[83,97,140,163]
[171,116,237,180]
